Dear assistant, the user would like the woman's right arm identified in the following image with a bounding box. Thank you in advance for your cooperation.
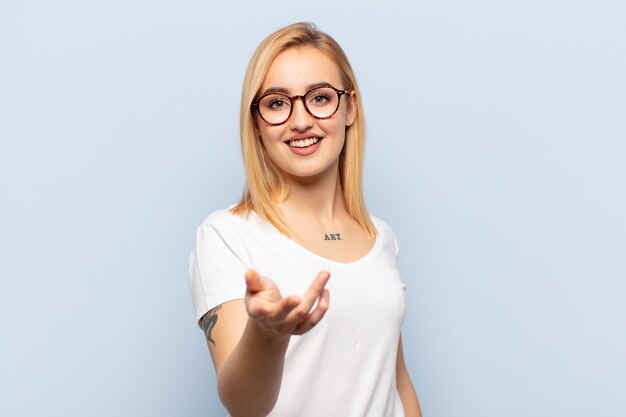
[200,269,330,417]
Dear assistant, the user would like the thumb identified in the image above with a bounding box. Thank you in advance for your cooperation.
[245,269,264,294]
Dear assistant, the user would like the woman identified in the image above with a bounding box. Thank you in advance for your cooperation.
[189,22,422,417]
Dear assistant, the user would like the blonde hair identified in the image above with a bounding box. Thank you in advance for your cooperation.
[231,22,376,238]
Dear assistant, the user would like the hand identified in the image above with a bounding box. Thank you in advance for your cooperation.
[244,269,330,337]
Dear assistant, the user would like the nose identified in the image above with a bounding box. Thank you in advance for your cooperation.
[289,97,314,131]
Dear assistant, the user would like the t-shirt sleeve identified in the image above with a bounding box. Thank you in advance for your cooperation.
[391,229,400,261]
[188,218,250,322]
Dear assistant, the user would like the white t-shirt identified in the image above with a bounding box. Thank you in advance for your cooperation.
[189,207,406,417]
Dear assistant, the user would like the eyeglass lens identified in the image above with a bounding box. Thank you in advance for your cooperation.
[257,87,340,125]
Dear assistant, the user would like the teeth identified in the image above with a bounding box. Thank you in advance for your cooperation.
[289,137,320,148]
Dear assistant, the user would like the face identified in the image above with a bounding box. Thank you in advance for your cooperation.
[255,46,356,181]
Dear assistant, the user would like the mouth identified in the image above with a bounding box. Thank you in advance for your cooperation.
[286,136,323,148]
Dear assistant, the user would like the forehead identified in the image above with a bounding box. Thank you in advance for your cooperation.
[260,46,343,93]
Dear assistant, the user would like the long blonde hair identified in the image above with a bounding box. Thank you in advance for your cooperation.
[231,22,376,238]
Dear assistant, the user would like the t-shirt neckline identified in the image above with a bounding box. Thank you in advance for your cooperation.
[250,210,382,269]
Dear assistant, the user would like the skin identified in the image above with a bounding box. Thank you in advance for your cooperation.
[257,47,376,263]
[256,47,354,181]
[203,46,422,417]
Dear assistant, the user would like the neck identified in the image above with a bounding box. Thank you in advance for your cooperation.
[280,162,346,225]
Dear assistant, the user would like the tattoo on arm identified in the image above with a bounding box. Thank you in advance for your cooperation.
[200,305,222,347]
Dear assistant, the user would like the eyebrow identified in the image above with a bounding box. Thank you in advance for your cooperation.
[259,82,333,97]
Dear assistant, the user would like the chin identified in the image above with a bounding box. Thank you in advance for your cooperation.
[284,163,337,181]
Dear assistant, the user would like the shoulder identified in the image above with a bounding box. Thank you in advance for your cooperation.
[197,205,255,236]
[369,213,400,257]
[200,205,244,228]
[369,213,396,238]
[189,206,252,321]
[194,205,270,254]
[192,206,248,252]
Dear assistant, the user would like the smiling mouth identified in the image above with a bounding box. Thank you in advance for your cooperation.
[287,137,322,148]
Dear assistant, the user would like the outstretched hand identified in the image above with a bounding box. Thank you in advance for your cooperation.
[244,269,330,337]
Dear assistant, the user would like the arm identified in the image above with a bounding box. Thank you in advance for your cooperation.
[200,269,330,417]
[201,301,290,417]
[396,334,423,417]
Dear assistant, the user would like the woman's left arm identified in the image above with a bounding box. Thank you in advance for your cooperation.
[396,334,423,417]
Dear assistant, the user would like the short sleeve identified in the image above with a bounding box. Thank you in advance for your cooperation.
[392,230,400,261]
[188,218,250,322]
[389,228,407,292]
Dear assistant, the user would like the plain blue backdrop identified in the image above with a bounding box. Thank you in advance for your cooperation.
[1,1,625,416]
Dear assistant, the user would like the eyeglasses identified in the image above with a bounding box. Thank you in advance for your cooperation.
[252,85,349,126]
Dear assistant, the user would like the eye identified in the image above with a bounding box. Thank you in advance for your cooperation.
[308,93,331,106]
[306,87,337,107]
[260,94,291,111]
[268,99,287,109]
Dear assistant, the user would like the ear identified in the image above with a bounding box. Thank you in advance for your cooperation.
[346,90,357,127]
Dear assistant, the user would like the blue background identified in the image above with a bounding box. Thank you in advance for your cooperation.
[1,1,625,416]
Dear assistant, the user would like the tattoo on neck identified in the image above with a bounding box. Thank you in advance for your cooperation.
[324,233,342,241]
[200,304,222,347]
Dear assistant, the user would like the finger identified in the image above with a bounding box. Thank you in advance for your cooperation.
[288,271,330,320]
[269,295,301,321]
[247,294,300,328]
[244,293,268,318]
[294,288,330,335]
[254,295,299,322]
[244,269,264,294]
[317,288,330,310]
[245,273,294,321]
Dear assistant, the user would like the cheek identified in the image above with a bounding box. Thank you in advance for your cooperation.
[258,126,286,152]
[334,103,351,128]
[320,116,348,138]
[256,118,276,141]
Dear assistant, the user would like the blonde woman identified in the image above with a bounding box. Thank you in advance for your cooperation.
[189,22,422,417]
